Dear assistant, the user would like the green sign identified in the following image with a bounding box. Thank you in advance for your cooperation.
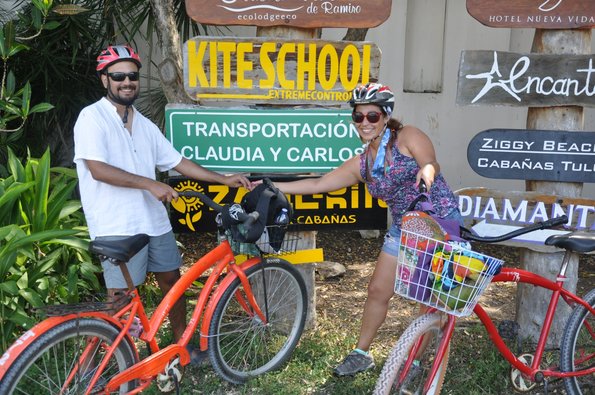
[165,106,363,173]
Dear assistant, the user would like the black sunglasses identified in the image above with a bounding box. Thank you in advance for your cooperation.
[352,111,382,123]
[107,72,140,82]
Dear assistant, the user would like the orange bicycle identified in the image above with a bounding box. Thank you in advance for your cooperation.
[0,187,307,393]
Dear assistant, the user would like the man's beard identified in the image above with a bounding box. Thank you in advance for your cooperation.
[107,84,139,106]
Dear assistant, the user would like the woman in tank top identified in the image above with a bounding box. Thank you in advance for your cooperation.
[271,83,462,376]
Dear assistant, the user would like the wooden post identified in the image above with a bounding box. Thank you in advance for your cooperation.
[516,29,591,344]
[256,26,321,330]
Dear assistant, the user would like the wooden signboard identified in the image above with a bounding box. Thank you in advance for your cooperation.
[168,177,388,233]
[455,187,595,252]
[457,50,595,107]
[184,36,381,104]
[185,0,392,28]
[467,129,595,183]
[466,0,595,29]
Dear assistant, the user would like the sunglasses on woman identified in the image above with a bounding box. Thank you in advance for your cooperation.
[107,72,140,82]
[352,111,382,123]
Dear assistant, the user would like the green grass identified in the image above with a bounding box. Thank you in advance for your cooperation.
[136,316,520,395]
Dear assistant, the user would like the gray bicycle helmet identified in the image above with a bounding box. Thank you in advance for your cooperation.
[349,83,395,116]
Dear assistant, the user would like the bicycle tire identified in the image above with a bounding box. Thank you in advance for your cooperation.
[560,287,595,395]
[208,257,307,384]
[0,317,137,394]
[374,313,449,395]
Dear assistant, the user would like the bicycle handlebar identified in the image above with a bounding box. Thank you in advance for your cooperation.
[461,215,568,243]
[178,191,259,228]
[407,182,567,245]
[178,190,221,212]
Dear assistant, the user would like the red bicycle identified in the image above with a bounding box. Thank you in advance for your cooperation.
[0,189,307,393]
[375,215,594,394]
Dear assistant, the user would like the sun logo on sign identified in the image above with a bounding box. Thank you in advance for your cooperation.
[172,180,204,231]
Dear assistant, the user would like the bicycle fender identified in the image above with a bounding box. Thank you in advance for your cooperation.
[0,313,132,381]
[199,257,262,350]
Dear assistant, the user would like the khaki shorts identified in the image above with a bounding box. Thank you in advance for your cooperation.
[98,231,182,289]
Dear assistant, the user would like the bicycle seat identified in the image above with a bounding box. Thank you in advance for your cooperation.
[545,231,595,253]
[89,234,150,262]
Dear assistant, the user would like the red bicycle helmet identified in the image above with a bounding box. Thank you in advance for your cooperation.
[96,45,142,72]
[349,83,395,116]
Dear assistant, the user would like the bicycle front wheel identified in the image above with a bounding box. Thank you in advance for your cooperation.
[208,257,307,384]
[561,287,595,395]
[375,313,450,395]
[0,317,137,394]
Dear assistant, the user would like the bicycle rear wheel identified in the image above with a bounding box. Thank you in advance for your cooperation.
[375,313,450,395]
[0,317,137,394]
[208,257,307,384]
[561,288,595,395]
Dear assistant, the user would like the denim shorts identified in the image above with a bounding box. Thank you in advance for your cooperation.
[382,209,464,257]
[98,230,182,289]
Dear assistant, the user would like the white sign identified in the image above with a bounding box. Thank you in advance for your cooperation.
[456,188,595,251]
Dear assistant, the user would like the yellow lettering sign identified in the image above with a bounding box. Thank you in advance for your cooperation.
[187,41,209,88]
[237,42,254,89]
[185,38,374,98]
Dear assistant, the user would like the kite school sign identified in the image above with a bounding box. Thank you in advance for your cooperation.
[183,36,381,104]
[165,106,363,173]
[184,0,392,28]
[466,0,595,29]
[457,51,595,107]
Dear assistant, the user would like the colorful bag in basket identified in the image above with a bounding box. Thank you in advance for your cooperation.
[398,193,463,302]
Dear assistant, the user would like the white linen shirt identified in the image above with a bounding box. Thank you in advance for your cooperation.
[74,97,182,239]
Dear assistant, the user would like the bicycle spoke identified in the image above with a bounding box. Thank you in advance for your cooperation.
[561,288,595,395]
[209,260,307,384]
[0,319,136,395]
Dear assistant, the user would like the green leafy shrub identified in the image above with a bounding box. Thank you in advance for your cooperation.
[0,147,99,351]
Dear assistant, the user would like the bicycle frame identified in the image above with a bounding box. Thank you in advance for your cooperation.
[405,266,595,393]
[477,267,595,380]
[0,238,268,393]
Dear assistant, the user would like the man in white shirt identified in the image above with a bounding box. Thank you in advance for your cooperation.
[74,44,250,345]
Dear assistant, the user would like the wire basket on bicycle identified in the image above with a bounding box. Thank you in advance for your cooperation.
[395,229,504,317]
[219,178,300,256]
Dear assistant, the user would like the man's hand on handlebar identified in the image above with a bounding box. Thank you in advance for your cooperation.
[148,181,179,203]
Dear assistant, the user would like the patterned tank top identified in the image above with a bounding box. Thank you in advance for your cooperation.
[360,136,459,227]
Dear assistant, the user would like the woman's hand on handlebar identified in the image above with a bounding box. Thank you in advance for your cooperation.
[222,173,252,190]
[416,162,437,192]
[250,179,264,189]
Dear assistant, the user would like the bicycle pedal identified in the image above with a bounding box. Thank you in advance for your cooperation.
[498,320,520,340]
[157,357,183,393]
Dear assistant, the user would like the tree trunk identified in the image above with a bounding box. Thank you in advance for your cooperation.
[516,29,591,345]
[342,28,369,41]
[149,0,193,104]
